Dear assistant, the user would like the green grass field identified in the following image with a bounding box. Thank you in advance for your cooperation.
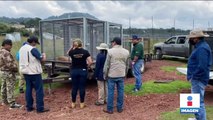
[124,80,191,96]
[160,64,187,75]
[160,107,213,120]
[160,66,177,73]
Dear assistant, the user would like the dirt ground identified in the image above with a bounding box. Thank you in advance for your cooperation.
[1,59,213,120]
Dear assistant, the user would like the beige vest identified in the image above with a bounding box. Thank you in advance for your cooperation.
[104,45,130,78]
[19,44,42,74]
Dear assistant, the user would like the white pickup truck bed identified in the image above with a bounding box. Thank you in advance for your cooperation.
[176,67,213,80]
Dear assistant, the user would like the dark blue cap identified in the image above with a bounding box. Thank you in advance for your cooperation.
[132,35,141,40]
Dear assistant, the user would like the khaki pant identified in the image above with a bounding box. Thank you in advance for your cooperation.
[0,71,16,105]
[97,80,108,104]
[18,73,25,90]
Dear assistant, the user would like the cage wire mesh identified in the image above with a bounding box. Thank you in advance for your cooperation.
[109,25,121,42]
[87,23,104,59]
[41,22,54,59]
[40,18,122,60]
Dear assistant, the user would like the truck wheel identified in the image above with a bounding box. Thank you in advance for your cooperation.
[156,49,163,60]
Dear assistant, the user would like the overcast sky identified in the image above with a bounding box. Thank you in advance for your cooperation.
[0,1,213,30]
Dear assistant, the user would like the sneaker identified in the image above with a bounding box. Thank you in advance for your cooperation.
[19,88,24,93]
[10,103,23,109]
[188,118,197,120]
[132,88,139,92]
[94,101,104,106]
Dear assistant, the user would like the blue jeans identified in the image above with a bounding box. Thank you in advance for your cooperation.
[24,74,44,112]
[71,69,87,103]
[132,59,143,90]
[107,77,124,112]
[191,80,206,120]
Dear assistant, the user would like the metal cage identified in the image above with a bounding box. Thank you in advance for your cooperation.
[39,17,122,60]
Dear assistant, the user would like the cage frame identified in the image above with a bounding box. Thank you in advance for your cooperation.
[39,16,123,60]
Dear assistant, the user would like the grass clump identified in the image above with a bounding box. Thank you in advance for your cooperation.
[124,80,191,96]
[161,66,177,72]
[161,65,188,76]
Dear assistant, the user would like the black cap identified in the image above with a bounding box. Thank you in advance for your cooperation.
[27,36,40,44]
[2,39,12,46]
[111,37,121,45]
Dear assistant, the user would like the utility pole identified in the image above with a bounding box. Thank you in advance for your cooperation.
[193,19,194,30]
[208,21,210,29]
[174,18,176,35]
[152,16,154,40]
[129,17,131,37]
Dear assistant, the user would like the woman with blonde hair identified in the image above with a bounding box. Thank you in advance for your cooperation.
[66,40,78,55]
[68,39,93,109]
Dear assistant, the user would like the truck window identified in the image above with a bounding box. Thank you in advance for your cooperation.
[166,37,176,44]
[177,37,186,44]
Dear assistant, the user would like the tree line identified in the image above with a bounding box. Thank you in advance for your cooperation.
[0,17,41,36]
[0,16,190,39]
[123,27,190,39]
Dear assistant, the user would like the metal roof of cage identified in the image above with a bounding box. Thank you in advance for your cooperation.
[40,17,105,24]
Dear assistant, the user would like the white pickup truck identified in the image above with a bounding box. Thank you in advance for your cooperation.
[177,67,213,85]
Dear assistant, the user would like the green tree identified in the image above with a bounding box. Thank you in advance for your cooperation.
[0,23,9,33]
[24,17,41,28]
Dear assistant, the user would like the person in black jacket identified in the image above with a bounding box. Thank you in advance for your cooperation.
[94,43,108,106]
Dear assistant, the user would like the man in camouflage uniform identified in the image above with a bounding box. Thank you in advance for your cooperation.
[0,39,22,109]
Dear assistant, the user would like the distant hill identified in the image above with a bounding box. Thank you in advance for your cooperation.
[45,12,98,20]
[0,16,32,24]
[123,28,190,39]
[0,16,41,28]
